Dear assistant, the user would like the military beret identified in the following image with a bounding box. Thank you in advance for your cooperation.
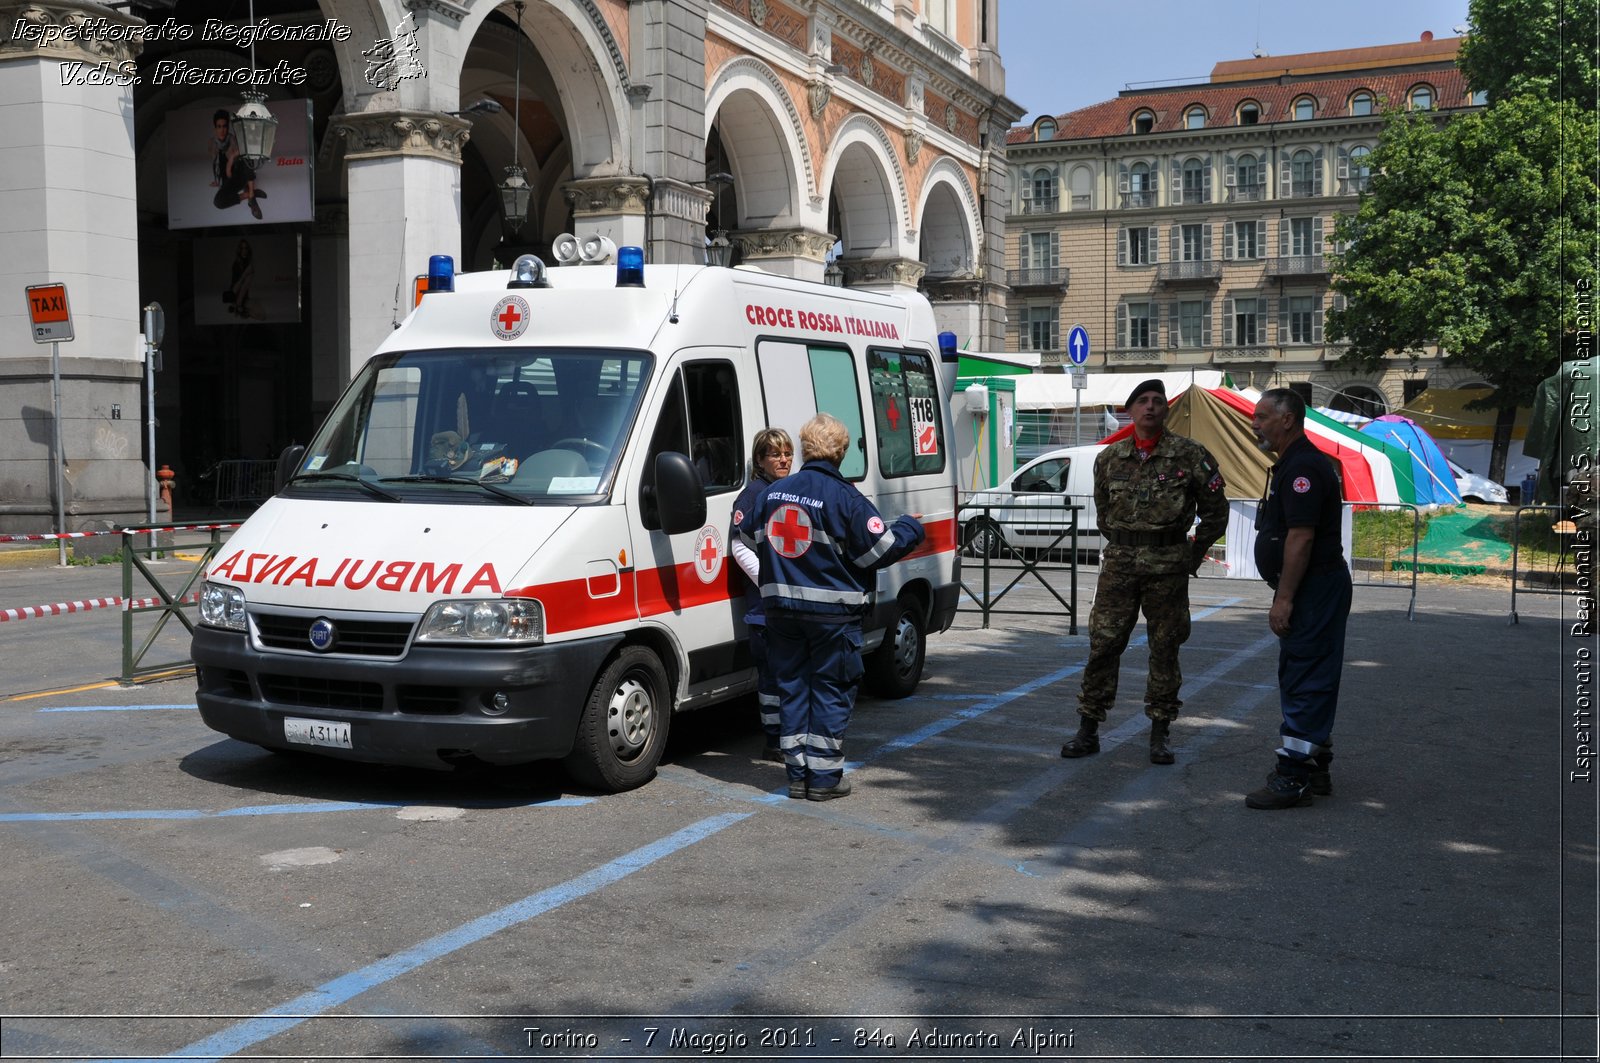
[1125,378,1166,408]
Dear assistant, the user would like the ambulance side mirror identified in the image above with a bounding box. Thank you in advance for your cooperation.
[275,444,306,492]
[653,451,706,535]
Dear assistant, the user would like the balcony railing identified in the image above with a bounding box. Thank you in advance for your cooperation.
[1228,183,1266,202]
[1007,267,1070,291]
[1265,255,1330,276]
[1121,190,1156,209]
[1022,196,1059,215]
[1156,260,1222,284]
[1212,346,1279,362]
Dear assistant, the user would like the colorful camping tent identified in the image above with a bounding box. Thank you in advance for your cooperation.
[1205,388,1381,504]
[1361,415,1462,507]
[1304,408,1415,506]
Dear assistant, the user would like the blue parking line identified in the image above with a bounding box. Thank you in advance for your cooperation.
[38,704,193,713]
[0,797,595,823]
[116,812,750,1063]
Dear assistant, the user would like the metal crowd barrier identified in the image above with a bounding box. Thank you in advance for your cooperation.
[1509,503,1590,624]
[954,497,1082,633]
[120,523,232,683]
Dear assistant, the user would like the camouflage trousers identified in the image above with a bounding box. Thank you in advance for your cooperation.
[1077,567,1191,723]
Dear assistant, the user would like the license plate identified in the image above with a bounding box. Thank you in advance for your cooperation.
[283,717,352,749]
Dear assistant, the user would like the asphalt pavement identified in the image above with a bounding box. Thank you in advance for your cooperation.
[0,548,1594,1061]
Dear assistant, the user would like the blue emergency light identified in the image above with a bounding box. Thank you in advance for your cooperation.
[938,331,959,362]
[428,255,455,293]
[616,245,645,288]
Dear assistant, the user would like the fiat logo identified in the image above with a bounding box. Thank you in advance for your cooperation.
[308,618,337,652]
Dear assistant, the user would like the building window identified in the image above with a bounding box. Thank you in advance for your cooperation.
[1020,230,1058,279]
[1128,161,1154,207]
[1290,149,1318,197]
[1123,226,1155,265]
[1289,217,1317,257]
[1332,385,1387,419]
[1229,152,1264,201]
[1293,96,1316,120]
[1024,306,1058,350]
[1234,297,1262,345]
[925,0,954,36]
[1132,110,1155,134]
[1238,101,1260,125]
[1026,168,1057,213]
[1035,118,1056,142]
[1349,91,1374,116]
[1403,378,1430,403]
[1410,84,1434,110]
[1180,223,1204,262]
[1127,302,1153,348]
[1286,295,1318,343]
[1231,219,1261,260]
[1184,106,1206,130]
[1289,382,1314,407]
[1181,158,1207,204]
[1347,146,1372,193]
[1470,88,1488,106]
[1069,165,1093,210]
[1176,299,1209,347]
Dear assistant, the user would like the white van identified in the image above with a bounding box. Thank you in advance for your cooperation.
[191,252,960,791]
[961,444,1104,557]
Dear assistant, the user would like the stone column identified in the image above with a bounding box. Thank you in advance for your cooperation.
[561,175,651,257]
[0,0,147,532]
[922,276,1000,348]
[730,228,836,283]
[330,109,469,377]
[837,256,927,295]
[625,0,711,263]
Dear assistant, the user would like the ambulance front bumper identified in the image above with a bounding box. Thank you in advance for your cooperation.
[191,626,624,769]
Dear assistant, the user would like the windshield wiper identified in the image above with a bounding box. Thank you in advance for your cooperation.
[382,474,536,505]
[289,471,401,502]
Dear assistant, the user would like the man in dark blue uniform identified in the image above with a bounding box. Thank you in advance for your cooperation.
[737,413,924,801]
[1247,388,1352,809]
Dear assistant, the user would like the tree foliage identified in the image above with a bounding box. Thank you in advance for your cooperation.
[1328,0,1600,480]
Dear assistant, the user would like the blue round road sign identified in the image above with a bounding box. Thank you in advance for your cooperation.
[1067,324,1090,365]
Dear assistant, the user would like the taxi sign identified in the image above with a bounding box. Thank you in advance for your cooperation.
[25,283,73,343]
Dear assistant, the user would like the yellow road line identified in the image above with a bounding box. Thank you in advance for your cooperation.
[7,680,116,702]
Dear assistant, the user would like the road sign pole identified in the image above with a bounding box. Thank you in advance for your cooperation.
[145,331,156,532]
[51,340,66,567]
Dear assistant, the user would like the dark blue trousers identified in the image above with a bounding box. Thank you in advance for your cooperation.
[1276,563,1352,777]
[766,614,863,789]
[747,622,780,741]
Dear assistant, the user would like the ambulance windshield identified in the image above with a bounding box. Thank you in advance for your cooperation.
[293,347,653,503]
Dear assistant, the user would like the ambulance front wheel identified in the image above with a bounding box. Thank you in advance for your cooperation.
[864,598,926,700]
[565,645,671,792]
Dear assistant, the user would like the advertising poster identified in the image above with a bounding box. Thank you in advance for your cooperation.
[193,234,301,324]
[166,100,314,229]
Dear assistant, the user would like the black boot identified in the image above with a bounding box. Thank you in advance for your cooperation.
[1060,717,1100,758]
[1149,720,1175,765]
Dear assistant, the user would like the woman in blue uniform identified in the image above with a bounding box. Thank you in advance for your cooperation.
[729,427,794,762]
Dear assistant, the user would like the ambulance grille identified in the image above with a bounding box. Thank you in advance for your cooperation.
[254,613,414,656]
[259,674,385,711]
[396,686,463,715]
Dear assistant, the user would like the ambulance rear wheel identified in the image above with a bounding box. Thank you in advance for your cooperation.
[565,646,671,792]
[864,598,925,700]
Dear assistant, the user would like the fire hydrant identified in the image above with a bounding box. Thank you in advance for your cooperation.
[156,464,176,515]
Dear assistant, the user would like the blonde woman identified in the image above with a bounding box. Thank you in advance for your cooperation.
[736,413,924,800]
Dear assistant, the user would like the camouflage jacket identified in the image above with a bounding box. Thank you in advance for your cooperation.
[1094,432,1229,575]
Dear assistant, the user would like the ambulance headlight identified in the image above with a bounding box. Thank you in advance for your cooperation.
[416,599,543,643]
[199,582,247,632]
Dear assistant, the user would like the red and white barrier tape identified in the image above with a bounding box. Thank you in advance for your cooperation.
[0,592,199,623]
[0,523,239,544]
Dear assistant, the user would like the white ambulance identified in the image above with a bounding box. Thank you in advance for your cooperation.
[191,249,961,791]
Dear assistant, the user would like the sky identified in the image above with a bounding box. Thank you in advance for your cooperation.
[998,0,1472,122]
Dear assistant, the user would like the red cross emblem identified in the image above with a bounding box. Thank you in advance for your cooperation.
[885,397,901,430]
[490,295,530,341]
[767,504,813,558]
[692,526,723,583]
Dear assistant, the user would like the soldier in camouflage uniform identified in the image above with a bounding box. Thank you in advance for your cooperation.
[1061,379,1229,764]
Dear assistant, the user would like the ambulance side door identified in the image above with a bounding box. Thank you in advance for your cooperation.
[633,352,746,687]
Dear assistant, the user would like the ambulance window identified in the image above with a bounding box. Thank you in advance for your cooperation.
[754,340,864,481]
[640,360,742,530]
[868,348,945,477]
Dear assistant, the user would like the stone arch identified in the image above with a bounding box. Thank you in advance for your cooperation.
[454,0,630,177]
[916,157,979,278]
[705,57,815,226]
[823,114,911,258]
